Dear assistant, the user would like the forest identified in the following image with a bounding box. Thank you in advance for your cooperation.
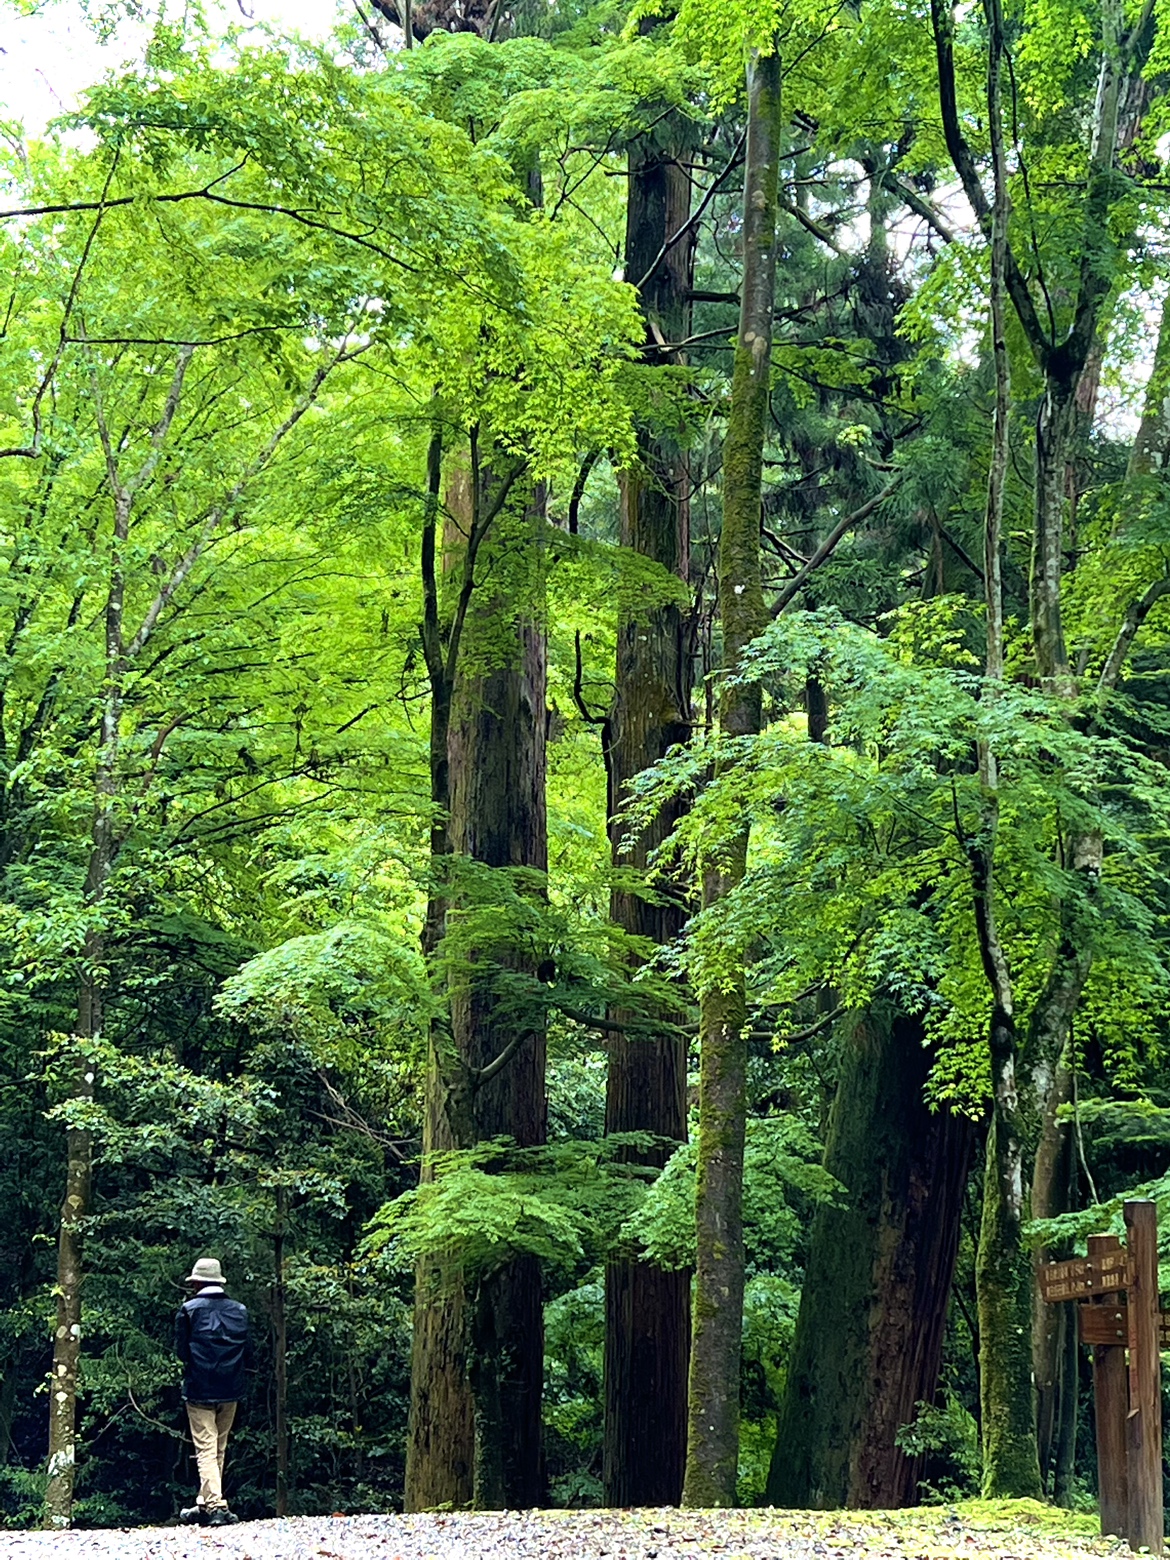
[1,0,1169,1533]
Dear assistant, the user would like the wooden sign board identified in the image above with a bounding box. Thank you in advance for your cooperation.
[1079,1304,1170,1349]
[1038,1248,1128,1302]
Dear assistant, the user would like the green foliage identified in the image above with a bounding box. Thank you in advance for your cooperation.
[0,0,1168,1522]
[896,1394,982,1503]
[622,1116,843,1272]
[627,602,1170,1114]
[364,1135,656,1284]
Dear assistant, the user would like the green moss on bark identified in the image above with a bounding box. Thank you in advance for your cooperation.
[977,1115,1043,1500]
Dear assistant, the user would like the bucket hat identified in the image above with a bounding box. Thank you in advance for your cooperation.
[185,1256,226,1285]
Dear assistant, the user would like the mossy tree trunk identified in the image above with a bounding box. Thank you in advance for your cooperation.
[1031,1053,1074,1496]
[682,46,781,1510]
[767,1007,973,1509]
[603,124,694,1510]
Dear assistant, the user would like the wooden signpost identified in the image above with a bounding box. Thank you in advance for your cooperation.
[1037,1201,1165,1554]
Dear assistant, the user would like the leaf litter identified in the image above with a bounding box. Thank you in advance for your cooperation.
[0,1501,1126,1560]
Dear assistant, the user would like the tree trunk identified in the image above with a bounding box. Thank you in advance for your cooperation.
[976,1097,1042,1497]
[1032,377,1078,687]
[273,1185,289,1518]
[405,421,479,1514]
[406,456,548,1512]
[449,500,547,1507]
[1031,1053,1073,1494]
[602,127,694,1511]
[0,1348,18,1465]
[682,46,781,1510]
[767,1006,974,1509]
[43,972,97,1530]
[1051,1302,1079,1507]
[1127,298,1170,481]
[45,478,129,1527]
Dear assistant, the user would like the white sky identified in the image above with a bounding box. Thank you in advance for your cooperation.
[0,0,342,137]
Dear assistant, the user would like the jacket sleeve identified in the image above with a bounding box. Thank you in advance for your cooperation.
[174,1306,191,1365]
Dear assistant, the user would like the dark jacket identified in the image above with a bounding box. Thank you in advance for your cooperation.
[175,1291,252,1404]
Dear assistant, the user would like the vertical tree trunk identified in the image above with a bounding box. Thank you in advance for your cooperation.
[682,47,781,1510]
[967,0,1042,1500]
[407,452,548,1512]
[976,1100,1042,1496]
[767,1007,973,1509]
[448,472,548,1508]
[44,483,129,1527]
[273,1185,289,1518]
[1051,1304,1080,1507]
[0,1349,18,1465]
[405,421,479,1515]
[43,969,97,1530]
[603,128,694,1511]
[1031,1054,1073,1493]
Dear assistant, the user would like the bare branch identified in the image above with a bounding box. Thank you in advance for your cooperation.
[125,342,352,661]
[881,172,956,244]
[1095,574,1170,702]
[770,476,904,617]
[632,130,746,293]
[572,628,608,726]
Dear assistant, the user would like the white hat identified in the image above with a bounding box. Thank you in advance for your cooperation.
[185,1257,226,1285]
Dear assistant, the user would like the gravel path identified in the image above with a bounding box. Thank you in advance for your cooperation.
[0,1507,1121,1560]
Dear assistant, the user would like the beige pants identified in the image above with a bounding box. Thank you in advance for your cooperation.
[186,1401,237,1510]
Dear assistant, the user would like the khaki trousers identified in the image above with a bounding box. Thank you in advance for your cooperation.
[186,1401,237,1510]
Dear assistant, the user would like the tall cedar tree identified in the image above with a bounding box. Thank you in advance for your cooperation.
[602,127,694,1509]
[405,448,548,1511]
[767,1010,973,1508]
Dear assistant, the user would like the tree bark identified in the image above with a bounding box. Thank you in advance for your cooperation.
[1031,1053,1074,1494]
[768,1006,974,1508]
[43,978,96,1530]
[449,471,547,1509]
[44,466,134,1529]
[682,46,781,1510]
[406,452,548,1512]
[273,1185,289,1518]
[976,1097,1042,1497]
[1128,298,1170,481]
[602,126,694,1511]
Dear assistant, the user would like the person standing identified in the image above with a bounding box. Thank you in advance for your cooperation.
[175,1257,252,1526]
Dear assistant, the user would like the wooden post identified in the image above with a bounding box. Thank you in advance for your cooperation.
[1125,1201,1163,1556]
[1088,1234,1129,1539]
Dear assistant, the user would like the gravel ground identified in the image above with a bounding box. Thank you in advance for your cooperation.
[0,1507,1122,1560]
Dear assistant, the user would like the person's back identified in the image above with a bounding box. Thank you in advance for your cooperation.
[178,1290,250,1405]
[174,1257,251,1526]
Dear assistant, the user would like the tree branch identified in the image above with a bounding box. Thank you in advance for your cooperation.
[930,0,1051,359]
[770,476,904,617]
[881,172,956,244]
[1095,574,1170,701]
[125,342,352,661]
[631,131,746,293]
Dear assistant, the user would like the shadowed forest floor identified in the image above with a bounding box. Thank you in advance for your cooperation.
[0,1501,1120,1559]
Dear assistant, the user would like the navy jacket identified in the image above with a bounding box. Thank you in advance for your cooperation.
[175,1291,252,1404]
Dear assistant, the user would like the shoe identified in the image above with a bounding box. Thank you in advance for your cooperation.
[179,1507,207,1525]
[205,1509,240,1527]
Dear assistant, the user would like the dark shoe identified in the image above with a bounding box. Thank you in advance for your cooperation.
[205,1509,239,1527]
[179,1507,207,1525]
